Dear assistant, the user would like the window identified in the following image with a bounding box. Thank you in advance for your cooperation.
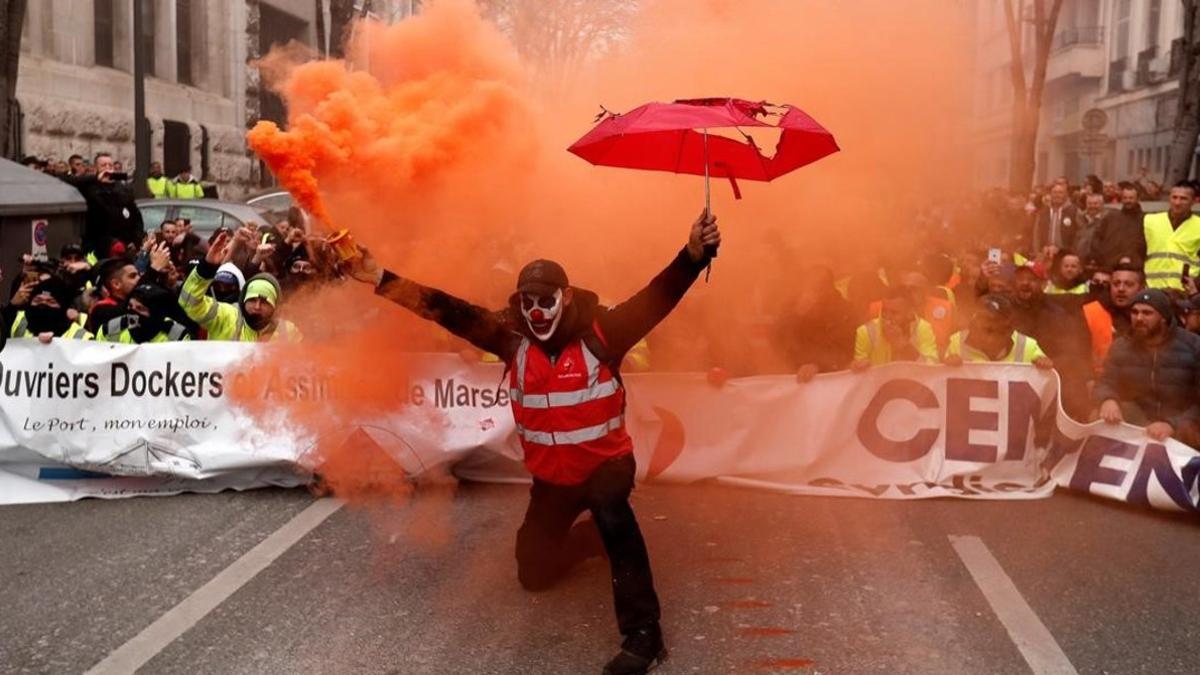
[163,120,191,177]
[94,0,114,67]
[1113,0,1131,59]
[141,0,156,77]
[176,0,193,85]
[1128,149,1135,176]
[1146,0,1161,50]
[138,204,171,228]
[176,206,226,235]
[1154,146,1164,172]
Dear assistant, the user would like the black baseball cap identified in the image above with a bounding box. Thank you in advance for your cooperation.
[516,259,569,296]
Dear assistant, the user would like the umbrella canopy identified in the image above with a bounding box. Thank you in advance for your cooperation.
[567,97,839,198]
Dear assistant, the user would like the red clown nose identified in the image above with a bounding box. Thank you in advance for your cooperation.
[531,309,545,321]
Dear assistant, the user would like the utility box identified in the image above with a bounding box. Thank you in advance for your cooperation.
[0,158,87,304]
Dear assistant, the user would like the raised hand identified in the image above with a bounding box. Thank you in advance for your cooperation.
[687,210,720,263]
[205,230,232,266]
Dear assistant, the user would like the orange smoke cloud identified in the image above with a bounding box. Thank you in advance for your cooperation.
[235,0,976,496]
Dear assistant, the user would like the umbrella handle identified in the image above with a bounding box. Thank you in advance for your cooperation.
[702,129,717,281]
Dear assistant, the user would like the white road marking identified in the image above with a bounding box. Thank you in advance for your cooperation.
[949,535,1078,675]
[85,498,344,675]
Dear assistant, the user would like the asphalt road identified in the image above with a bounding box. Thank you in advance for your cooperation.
[0,484,1196,674]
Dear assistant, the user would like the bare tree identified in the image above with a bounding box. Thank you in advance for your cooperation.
[1002,0,1065,193]
[1167,0,1199,184]
[479,0,636,88]
[0,0,28,160]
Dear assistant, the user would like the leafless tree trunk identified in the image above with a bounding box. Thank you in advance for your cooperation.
[0,0,28,160]
[1167,0,1200,184]
[1003,0,1064,193]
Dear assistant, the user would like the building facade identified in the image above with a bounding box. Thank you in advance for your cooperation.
[13,0,410,201]
[972,0,1192,189]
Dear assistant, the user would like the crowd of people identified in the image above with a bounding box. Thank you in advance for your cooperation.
[3,152,342,352]
[6,149,1200,444]
[763,176,1200,446]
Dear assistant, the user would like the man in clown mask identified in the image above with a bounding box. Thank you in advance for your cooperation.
[349,212,720,675]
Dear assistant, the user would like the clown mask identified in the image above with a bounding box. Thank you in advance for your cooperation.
[520,289,564,341]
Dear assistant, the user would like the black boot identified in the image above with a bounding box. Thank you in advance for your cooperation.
[601,626,666,675]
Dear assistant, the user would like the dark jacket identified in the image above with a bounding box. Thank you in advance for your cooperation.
[1011,293,1093,418]
[1094,327,1200,431]
[375,248,709,368]
[773,291,855,372]
[1032,203,1080,253]
[63,175,146,254]
[1089,207,1146,268]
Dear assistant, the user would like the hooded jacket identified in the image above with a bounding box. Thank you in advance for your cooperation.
[179,261,301,342]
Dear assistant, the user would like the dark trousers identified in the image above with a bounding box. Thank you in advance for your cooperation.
[514,454,661,637]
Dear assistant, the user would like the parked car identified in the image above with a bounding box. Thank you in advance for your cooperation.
[136,199,271,238]
[245,189,300,226]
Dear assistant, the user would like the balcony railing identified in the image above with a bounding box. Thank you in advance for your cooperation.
[1053,26,1104,50]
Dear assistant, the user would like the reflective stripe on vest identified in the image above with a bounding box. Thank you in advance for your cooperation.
[1144,212,1200,289]
[516,415,626,446]
[11,312,29,337]
[510,337,624,447]
[1013,333,1028,362]
[64,324,88,340]
[166,322,188,341]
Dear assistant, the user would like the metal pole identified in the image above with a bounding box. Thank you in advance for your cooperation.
[132,0,150,198]
[703,128,710,216]
[702,128,714,280]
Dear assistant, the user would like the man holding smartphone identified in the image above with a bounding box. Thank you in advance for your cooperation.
[63,152,145,257]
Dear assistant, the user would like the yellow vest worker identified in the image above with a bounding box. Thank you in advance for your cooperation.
[946,330,1046,363]
[169,177,205,199]
[179,267,301,342]
[1144,210,1200,290]
[97,316,190,343]
[1044,282,1089,295]
[10,311,93,340]
[146,175,170,199]
[853,316,938,365]
[622,337,652,372]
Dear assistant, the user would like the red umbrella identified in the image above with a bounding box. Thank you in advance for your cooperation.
[567,97,839,210]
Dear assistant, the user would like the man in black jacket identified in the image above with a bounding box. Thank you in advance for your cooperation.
[62,152,145,257]
[1089,184,1146,269]
[348,212,720,675]
[1096,289,1200,446]
[1010,264,1093,419]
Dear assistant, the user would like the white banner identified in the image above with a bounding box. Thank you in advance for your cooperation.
[1,341,1197,513]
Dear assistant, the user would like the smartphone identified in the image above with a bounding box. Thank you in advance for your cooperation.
[108,171,129,181]
[987,248,1002,264]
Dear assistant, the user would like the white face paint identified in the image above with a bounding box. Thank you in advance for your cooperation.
[520,289,564,341]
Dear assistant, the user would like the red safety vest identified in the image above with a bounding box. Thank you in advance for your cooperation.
[509,323,632,485]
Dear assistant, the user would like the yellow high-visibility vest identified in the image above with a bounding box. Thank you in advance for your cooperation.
[853,317,938,365]
[946,330,1045,364]
[1144,211,1200,290]
[170,180,205,199]
[147,176,170,198]
[10,312,94,340]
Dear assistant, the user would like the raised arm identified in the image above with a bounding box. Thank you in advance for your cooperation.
[348,246,519,360]
[596,212,720,357]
